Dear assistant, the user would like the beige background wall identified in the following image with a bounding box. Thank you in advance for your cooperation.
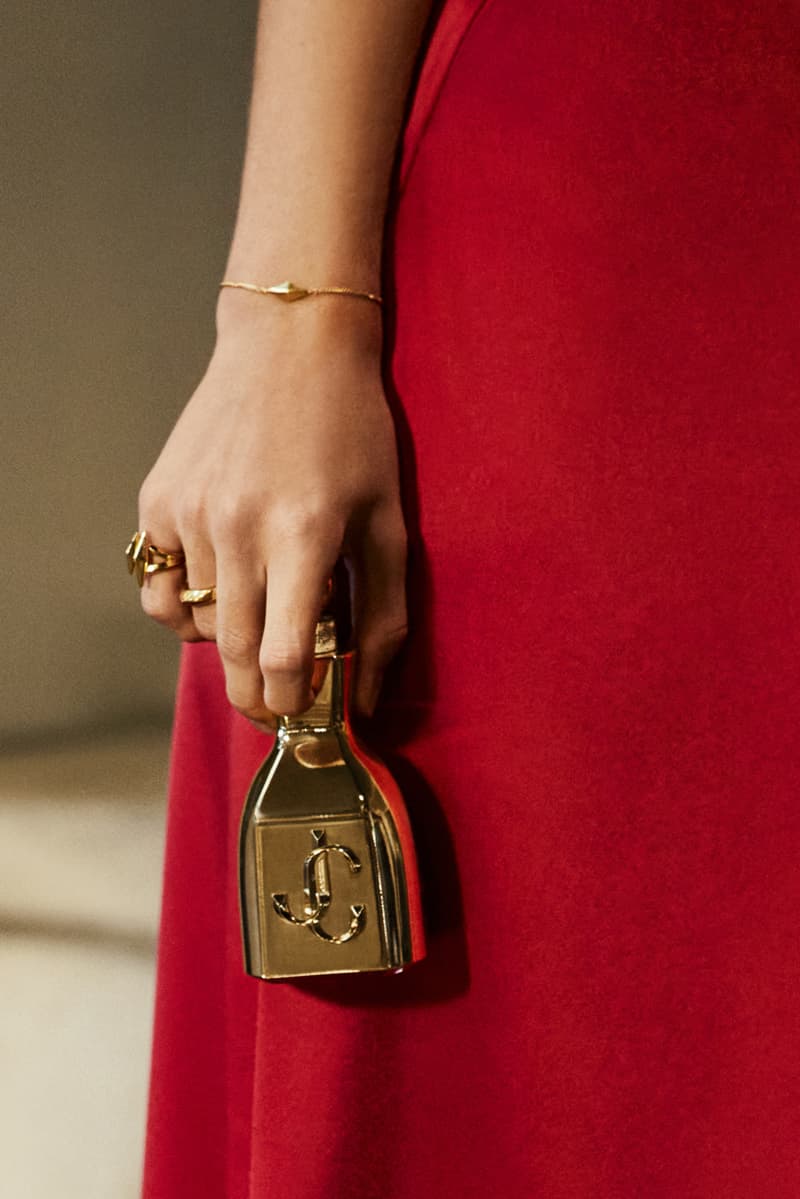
[2,0,258,741]
[2,5,263,1194]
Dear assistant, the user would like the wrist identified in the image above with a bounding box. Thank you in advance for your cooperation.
[222,225,385,297]
[213,280,384,358]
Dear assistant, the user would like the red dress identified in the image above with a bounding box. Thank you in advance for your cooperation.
[143,3,800,1195]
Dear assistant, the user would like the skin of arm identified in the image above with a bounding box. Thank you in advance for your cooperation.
[138,0,436,727]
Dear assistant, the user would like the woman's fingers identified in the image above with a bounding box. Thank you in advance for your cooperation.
[214,551,270,722]
[140,566,199,640]
[137,495,408,724]
[137,367,407,729]
[180,531,218,641]
[350,505,408,718]
[260,539,340,716]
[136,494,199,639]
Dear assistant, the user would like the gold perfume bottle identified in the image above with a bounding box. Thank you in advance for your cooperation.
[238,567,426,980]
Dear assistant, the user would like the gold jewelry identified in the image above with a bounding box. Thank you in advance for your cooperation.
[125,531,185,587]
[219,279,383,307]
[179,586,217,606]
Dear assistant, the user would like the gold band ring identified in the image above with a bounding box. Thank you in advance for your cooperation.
[125,530,186,587]
[179,587,217,606]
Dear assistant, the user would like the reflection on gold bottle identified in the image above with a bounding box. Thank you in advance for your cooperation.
[238,572,426,981]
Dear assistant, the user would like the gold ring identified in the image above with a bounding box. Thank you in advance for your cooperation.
[125,530,186,587]
[179,587,217,606]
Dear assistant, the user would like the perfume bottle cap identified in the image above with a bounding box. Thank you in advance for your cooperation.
[314,560,353,658]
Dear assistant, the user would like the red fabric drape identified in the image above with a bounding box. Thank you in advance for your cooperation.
[144,3,800,1195]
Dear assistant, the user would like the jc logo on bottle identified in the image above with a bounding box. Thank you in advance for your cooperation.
[271,828,366,944]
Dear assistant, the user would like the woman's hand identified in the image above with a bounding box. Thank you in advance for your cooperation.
[137,291,408,729]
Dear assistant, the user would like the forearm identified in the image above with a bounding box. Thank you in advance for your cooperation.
[142,3,430,720]
[221,0,436,295]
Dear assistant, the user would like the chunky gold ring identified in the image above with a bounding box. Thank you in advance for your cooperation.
[125,530,186,587]
[179,587,217,606]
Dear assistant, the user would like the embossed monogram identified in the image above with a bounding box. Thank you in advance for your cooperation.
[271,829,366,944]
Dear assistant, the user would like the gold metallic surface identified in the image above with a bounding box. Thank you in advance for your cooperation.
[125,530,185,587]
[238,571,425,981]
[314,617,337,656]
[219,278,383,306]
[125,530,148,581]
[269,827,366,944]
[178,586,217,606]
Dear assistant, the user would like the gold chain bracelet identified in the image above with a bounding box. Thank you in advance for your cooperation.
[219,279,383,307]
